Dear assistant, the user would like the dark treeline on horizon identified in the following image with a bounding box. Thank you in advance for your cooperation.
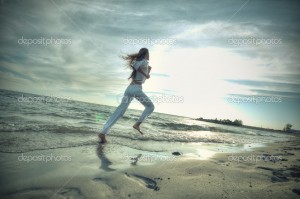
[196,117,243,127]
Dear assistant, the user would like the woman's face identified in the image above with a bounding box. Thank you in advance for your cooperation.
[145,52,149,60]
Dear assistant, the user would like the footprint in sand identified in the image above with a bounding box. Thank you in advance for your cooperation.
[125,173,160,191]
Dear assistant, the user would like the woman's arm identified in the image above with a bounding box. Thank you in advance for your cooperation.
[148,66,152,74]
[137,67,150,79]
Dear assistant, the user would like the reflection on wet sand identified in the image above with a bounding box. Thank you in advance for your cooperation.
[96,144,115,171]
[96,144,145,170]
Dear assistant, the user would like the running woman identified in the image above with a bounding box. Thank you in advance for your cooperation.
[98,48,155,143]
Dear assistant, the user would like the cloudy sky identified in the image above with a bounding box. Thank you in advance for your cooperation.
[0,0,299,130]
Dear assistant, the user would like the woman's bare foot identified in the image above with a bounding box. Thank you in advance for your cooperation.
[98,133,107,144]
[133,123,144,135]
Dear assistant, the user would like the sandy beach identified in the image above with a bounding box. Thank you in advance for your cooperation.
[0,133,299,199]
[1,0,300,198]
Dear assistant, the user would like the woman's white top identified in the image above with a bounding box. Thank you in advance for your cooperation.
[131,59,149,84]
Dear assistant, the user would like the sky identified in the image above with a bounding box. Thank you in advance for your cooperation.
[0,0,299,130]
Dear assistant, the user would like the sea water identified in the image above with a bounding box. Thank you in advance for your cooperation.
[0,89,293,161]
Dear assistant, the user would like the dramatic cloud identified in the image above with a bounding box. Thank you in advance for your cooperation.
[0,0,299,128]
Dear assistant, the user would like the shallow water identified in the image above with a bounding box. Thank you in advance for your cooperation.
[0,89,293,159]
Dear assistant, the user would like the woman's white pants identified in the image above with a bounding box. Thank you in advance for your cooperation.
[101,84,155,134]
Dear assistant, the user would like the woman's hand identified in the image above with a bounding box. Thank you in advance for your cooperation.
[147,66,152,79]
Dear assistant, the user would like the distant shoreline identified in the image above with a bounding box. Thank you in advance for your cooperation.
[195,118,300,134]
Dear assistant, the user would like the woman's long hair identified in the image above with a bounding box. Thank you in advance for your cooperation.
[122,48,149,80]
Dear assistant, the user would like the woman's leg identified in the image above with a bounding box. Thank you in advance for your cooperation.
[99,87,133,142]
[132,86,155,134]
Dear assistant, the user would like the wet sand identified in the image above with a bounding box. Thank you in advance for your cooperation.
[0,135,299,199]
